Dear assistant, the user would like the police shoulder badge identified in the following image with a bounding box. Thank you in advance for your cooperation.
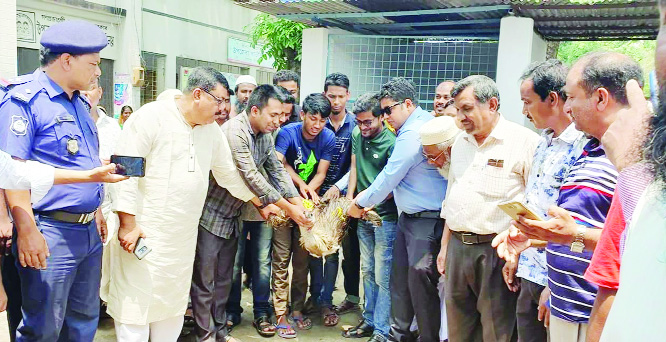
[10,115,28,136]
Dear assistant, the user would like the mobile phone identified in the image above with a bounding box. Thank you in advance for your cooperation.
[497,200,544,221]
[134,237,152,260]
[110,155,146,177]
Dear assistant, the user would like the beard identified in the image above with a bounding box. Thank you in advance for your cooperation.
[437,163,450,179]
[236,100,248,114]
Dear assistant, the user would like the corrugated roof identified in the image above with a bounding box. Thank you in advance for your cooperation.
[233,0,658,40]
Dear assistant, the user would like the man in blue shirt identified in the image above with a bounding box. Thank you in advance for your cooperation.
[274,93,335,329]
[348,77,447,342]
[0,20,109,341]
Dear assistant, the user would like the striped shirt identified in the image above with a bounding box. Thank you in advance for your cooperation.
[547,138,617,323]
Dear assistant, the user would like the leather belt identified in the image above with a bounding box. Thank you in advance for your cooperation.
[36,210,96,225]
[403,210,441,219]
[451,231,496,245]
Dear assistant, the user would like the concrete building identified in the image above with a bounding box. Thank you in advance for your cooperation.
[3,0,275,116]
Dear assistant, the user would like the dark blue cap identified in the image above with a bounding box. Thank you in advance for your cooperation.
[40,20,108,55]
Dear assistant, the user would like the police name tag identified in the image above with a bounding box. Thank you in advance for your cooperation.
[10,115,28,136]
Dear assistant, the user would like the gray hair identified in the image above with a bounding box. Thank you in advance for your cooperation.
[184,67,233,95]
[353,92,382,117]
[379,77,419,106]
[451,75,500,109]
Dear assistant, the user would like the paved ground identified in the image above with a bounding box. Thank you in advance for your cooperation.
[0,278,364,342]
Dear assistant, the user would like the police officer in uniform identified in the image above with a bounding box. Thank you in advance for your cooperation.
[0,20,109,341]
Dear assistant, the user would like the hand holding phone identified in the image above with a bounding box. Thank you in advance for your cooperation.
[134,237,152,260]
[110,155,146,177]
[498,200,544,221]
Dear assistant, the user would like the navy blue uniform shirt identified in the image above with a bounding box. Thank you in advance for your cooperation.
[0,71,102,213]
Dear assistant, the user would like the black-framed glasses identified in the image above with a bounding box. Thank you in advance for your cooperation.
[381,101,404,116]
[201,88,230,106]
[356,117,379,128]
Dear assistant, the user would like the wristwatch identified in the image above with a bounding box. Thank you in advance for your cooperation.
[570,227,586,253]
[354,201,364,210]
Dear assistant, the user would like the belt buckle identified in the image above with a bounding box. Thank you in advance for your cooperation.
[78,212,95,224]
[461,233,476,245]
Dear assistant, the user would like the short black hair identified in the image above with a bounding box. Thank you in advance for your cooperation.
[451,75,500,109]
[120,105,133,113]
[353,92,382,117]
[277,86,296,105]
[520,59,569,101]
[324,72,350,92]
[273,70,300,87]
[184,67,234,96]
[39,47,80,67]
[247,84,287,112]
[302,93,332,118]
[379,77,419,106]
[577,51,644,105]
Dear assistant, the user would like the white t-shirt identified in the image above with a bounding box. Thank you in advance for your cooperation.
[600,182,666,341]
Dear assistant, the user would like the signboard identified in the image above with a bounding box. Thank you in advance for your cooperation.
[16,8,118,59]
[227,37,274,69]
[114,73,132,118]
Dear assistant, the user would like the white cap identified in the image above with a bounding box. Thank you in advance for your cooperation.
[419,116,461,146]
[235,75,257,88]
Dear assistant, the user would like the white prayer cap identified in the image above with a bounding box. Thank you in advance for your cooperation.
[235,75,257,88]
[157,89,183,101]
[419,116,461,146]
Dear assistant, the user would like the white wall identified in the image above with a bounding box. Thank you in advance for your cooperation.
[496,16,548,127]
[300,28,330,100]
[141,0,264,89]
[0,0,17,77]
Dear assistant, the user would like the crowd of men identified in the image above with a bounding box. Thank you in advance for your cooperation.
[1,6,666,342]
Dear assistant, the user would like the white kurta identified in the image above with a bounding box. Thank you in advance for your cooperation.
[104,97,254,325]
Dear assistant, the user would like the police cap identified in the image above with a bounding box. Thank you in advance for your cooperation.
[40,20,108,55]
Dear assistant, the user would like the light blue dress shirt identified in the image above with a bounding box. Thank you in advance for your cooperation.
[356,106,447,214]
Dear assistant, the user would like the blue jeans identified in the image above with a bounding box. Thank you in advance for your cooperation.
[308,252,339,307]
[227,221,273,318]
[16,215,102,342]
[358,220,397,337]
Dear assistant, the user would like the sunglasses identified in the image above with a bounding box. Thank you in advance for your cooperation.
[381,101,404,116]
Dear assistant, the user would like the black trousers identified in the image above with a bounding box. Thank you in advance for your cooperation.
[190,226,238,342]
[3,253,21,342]
[388,214,442,342]
[516,279,547,342]
[341,219,360,300]
[445,234,518,342]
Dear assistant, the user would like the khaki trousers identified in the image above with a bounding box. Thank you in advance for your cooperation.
[271,224,310,316]
[549,316,588,342]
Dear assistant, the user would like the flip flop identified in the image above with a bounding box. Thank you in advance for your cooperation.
[290,314,313,330]
[253,316,276,337]
[275,322,297,339]
[322,306,340,327]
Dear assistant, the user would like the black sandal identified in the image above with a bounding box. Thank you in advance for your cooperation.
[253,315,276,337]
[342,320,374,338]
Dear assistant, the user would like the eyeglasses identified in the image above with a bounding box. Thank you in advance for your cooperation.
[381,101,404,116]
[201,88,230,106]
[356,118,378,128]
[422,149,446,163]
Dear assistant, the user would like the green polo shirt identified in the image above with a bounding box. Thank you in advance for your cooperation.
[352,126,398,221]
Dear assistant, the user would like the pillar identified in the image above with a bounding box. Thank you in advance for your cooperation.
[496,16,548,127]
[1,0,18,77]
[300,27,329,102]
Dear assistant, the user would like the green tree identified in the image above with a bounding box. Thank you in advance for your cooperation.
[247,13,310,72]
[557,40,656,95]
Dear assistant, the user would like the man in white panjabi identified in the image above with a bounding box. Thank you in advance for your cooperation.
[105,67,267,341]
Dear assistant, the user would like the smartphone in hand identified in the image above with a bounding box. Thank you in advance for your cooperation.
[498,200,544,222]
[134,237,152,260]
[110,155,146,177]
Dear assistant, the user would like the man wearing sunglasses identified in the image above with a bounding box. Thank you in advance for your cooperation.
[347,77,447,342]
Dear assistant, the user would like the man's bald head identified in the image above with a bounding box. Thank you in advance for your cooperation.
[433,80,456,116]
[572,51,643,105]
